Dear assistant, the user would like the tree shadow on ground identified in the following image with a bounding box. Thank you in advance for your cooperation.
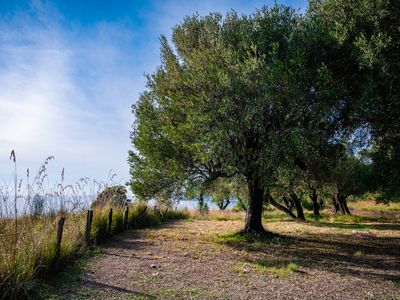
[103,220,182,251]
[305,221,400,231]
[217,230,400,282]
[82,279,157,299]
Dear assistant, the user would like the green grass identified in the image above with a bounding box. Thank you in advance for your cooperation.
[230,259,300,278]
[214,231,290,251]
[213,216,229,221]
[264,203,398,224]
[349,201,400,212]
[391,279,400,288]
[38,246,104,299]
[303,211,382,223]
[251,259,299,277]
[228,262,248,276]
[158,287,219,299]
[263,209,293,222]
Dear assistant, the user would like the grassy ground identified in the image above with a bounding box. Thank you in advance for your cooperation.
[43,205,400,300]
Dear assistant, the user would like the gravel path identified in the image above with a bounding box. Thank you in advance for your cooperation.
[55,219,400,299]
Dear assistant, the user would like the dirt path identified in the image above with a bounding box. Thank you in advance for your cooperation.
[53,219,400,299]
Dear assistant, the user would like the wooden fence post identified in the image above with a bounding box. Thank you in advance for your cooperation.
[108,208,113,233]
[52,216,66,268]
[124,206,129,230]
[85,210,93,248]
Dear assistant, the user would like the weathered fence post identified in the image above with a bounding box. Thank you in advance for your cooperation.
[108,208,113,233]
[52,216,66,268]
[123,206,129,230]
[85,210,93,248]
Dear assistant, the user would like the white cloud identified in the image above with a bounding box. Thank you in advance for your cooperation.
[0,0,307,187]
[0,2,139,184]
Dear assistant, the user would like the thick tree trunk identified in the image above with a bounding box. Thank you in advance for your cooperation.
[338,194,351,215]
[268,195,296,219]
[332,196,340,213]
[310,187,320,216]
[244,177,266,233]
[343,199,351,215]
[290,193,306,220]
[283,196,295,211]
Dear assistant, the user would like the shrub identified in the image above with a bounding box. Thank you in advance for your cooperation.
[31,194,46,217]
[301,198,313,211]
[92,211,109,244]
[91,185,128,209]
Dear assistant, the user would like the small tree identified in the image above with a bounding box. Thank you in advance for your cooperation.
[329,155,370,215]
[91,185,128,208]
[31,194,45,217]
[207,178,234,210]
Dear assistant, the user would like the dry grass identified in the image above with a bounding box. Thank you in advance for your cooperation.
[349,200,400,212]
[0,153,187,299]
[0,204,187,299]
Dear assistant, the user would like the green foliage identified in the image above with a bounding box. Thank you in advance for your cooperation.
[91,185,128,209]
[92,212,109,244]
[111,210,124,234]
[31,194,46,217]
[130,202,159,228]
[129,0,400,231]
[309,0,400,200]
[197,201,209,214]
[207,178,234,210]
[301,198,313,211]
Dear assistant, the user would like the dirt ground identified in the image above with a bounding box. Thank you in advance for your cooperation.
[49,215,400,300]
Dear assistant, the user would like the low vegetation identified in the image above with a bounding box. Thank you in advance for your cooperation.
[0,154,187,299]
[0,202,187,299]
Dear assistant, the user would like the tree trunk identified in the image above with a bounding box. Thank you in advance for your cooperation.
[343,199,351,215]
[198,192,205,213]
[283,196,294,211]
[332,195,340,213]
[338,194,351,215]
[290,193,306,220]
[268,195,296,219]
[221,199,230,210]
[310,187,320,216]
[244,177,266,233]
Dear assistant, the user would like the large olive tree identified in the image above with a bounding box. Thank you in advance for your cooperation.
[129,5,351,233]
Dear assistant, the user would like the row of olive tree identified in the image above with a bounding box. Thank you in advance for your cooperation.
[129,0,399,233]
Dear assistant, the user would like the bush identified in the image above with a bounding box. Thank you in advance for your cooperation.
[111,209,124,234]
[92,212,109,244]
[91,185,128,209]
[31,194,46,217]
[301,198,313,211]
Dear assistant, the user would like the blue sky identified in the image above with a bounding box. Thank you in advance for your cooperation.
[0,0,307,187]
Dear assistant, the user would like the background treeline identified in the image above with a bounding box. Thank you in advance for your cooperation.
[129,0,400,232]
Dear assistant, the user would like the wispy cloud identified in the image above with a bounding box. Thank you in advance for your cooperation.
[0,1,139,183]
